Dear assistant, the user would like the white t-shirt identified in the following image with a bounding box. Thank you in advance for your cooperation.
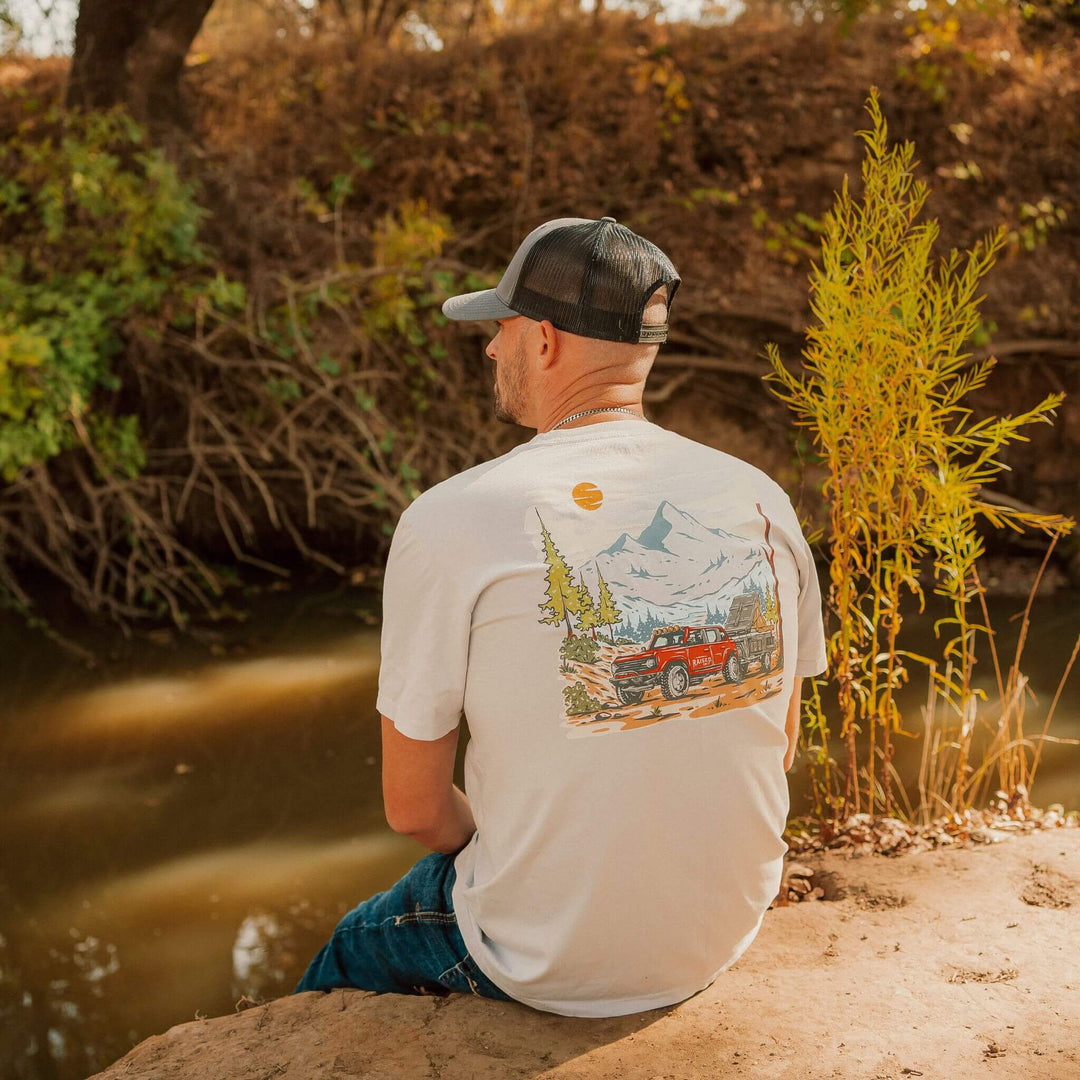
[375,418,828,1017]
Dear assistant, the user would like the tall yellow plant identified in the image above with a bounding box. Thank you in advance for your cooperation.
[763,86,1073,828]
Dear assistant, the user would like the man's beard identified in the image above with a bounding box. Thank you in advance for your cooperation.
[492,340,526,424]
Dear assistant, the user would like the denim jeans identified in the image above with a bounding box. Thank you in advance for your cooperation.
[292,848,517,1002]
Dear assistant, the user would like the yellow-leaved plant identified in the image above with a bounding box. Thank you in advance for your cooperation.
[763,87,1075,834]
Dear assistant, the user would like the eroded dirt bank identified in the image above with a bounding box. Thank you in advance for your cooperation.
[91,827,1078,1079]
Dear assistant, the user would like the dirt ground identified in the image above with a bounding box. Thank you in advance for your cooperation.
[91,826,1079,1080]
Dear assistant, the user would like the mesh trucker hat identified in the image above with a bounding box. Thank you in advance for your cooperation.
[441,215,681,344]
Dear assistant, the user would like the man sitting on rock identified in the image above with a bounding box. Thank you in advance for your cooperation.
[293,215,827,1016]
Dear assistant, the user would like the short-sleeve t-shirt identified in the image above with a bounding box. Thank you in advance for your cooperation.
[374,417,828,1017]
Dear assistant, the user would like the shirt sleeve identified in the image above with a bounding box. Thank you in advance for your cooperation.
[374,508,471,740]
[790,513,828,678]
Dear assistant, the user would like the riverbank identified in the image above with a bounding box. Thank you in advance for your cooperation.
[90,824,1078,1080]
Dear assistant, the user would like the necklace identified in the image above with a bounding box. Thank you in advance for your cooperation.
[549,406,647,431]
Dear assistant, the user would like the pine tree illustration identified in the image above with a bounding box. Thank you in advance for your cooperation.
[595,566,625,645]
[763,581,778,624]
[534,509,582,638]
[574,570,601,640]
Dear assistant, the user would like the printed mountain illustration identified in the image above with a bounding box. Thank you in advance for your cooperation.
[580,500,765,637]
[533,497,787,735]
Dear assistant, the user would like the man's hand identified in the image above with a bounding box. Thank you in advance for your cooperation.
[783,676,804,773]
[380,714,477,854]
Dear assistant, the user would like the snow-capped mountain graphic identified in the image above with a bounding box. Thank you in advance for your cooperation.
[581,500,766,635]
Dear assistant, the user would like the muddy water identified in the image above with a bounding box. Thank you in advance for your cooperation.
[1,579,1077,1078]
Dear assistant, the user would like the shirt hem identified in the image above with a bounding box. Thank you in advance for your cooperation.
[481,968,729,1017]
[451,854,753,1018]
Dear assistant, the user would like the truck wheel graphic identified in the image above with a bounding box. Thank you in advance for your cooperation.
[660,662,690,699]
[723,653,744,684]
[761,651,775,673]
[616,685,644,706]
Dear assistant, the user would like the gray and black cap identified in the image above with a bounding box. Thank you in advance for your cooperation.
[441,215,681,344]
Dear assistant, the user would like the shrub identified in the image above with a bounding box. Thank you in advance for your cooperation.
[763,87,1074,824]
[560,633,600,663]
[0,98,210,481]
[563,682,604,716]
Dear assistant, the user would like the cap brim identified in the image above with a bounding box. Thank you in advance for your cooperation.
[441,289,520,321]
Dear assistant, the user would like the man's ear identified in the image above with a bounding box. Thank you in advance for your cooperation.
[536,319,560,365]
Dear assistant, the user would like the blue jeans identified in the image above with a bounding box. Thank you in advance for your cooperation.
[292,848,516,1002]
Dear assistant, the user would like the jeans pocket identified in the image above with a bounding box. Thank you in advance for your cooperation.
[437,952,516,1001]
[437,952,485,996]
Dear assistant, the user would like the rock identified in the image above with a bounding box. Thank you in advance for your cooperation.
[87,830,1080,1080]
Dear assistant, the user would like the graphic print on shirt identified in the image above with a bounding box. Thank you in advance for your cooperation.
[528,497,787,739]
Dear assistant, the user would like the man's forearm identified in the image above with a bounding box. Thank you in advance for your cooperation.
[405,783,476,854]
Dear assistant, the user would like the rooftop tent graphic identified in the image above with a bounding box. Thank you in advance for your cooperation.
[726,593,769,635]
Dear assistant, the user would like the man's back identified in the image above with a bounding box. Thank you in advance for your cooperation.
[375,418,828,1016]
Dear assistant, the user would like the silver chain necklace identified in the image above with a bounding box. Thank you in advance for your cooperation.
[550,406,647,431]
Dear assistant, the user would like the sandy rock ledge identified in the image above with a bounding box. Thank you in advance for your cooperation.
[92,828,1079,1080]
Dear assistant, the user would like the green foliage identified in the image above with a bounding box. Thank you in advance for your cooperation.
[751,204,828,266]
[628,34,691,141]
[298,175,326,216]
[969,313,998,347]
[895,58,951,104]
[197,270,247,313]
[896,5,996,104]
[563,682,605,716]
[1006,197,1067,252]
[364,197,453,341]
[84,412,147,480]
[263,377,303,404]
[560,633,600,664]
[669,186,740,212]
[0,98,211,480]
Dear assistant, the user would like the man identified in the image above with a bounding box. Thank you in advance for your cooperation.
[294,215,828,1016]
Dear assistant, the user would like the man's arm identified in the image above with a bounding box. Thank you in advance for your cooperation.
[380,714,477,854]
[783,676,804,773]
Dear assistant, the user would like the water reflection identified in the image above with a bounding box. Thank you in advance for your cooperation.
[0,583,1075,1078]
[13,833,415,1059]
[22,642,380,745]
[5,763,147,827]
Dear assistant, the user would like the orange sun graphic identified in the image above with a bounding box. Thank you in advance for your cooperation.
[572,482,603,511]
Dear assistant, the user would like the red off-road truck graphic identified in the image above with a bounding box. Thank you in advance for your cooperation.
[608,596,779,706]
